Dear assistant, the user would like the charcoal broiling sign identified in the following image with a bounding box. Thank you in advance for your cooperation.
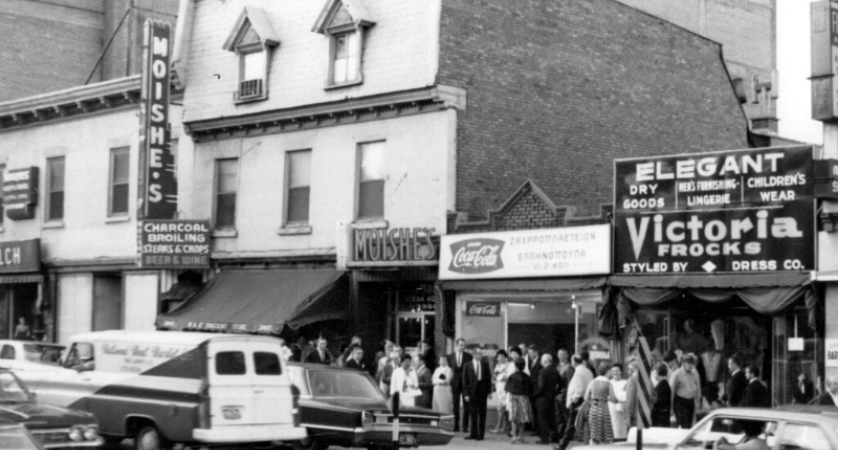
[137,220,211,268]
[614,146,815,274]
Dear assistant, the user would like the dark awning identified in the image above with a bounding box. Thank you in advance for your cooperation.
[155,269,348,334]
[0,274,43,284]
[609,272,811,289]
[438,276,606,292]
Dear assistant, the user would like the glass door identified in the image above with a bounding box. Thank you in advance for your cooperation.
[396,313,436,356]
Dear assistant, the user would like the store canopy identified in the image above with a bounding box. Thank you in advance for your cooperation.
[611,272,819,329]
[438,276,607,292]
[0,274,43,284]
[155,269,348,334]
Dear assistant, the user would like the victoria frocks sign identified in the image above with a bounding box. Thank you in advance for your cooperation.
[439,225,611,280]
[614,146,815,274]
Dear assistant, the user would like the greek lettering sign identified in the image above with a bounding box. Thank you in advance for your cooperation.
[138,220,211,268]
[0,239,41,274]
[349,227,438,267]
[614,146,815,274]
[439,225,611,280]
[138,19,177,219]
[2,167,38,220]
[465,302,500,317]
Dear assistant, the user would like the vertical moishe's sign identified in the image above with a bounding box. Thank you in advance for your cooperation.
[138,19,177,219]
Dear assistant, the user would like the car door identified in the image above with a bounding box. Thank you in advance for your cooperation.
[250,344,293,426]
[207,342,255,427]
[778,421,835,450]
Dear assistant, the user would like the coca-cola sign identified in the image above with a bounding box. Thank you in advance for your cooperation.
[448,239,505,274]
[466,302,501,317]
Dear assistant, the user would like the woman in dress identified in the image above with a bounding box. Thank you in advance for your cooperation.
[490,349,511,433]
[585,362,618,445]
[390,353,420,407]
[651,363,672,428]
[505,358,533,444]
[431,355,454,414]
[608,363,629,440]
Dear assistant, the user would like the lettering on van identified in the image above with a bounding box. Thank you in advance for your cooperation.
[100,343,187,372]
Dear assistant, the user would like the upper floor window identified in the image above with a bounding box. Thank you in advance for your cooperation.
[108,148,130,217]
[285,150,311,224]
[215,158,239,230]
[312,0,376,88]
[357,142,385,219]
[223,7,280,103]
[46,156,65,221]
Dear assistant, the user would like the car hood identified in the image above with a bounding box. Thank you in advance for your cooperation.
[0,402,95,429]
[305,397,444,417]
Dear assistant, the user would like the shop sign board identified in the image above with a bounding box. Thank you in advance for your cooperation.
[465,302,500,317]
[348,226,438,267]
[138,19,177,220]
[137,220,211,268]
[614,146,815,274]
[826,339,838,368]
[2,167,39,220]
[0,239,41,273]
[439,225,611,280]
[814,159,838,199]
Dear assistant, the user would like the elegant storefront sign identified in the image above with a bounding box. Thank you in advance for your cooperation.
[439,225,611,280]
[465,302,501,317]
[814,159,838,199]
[0,239,41,273]
[349,226,438,267]
[137,220,211,268]
[2,167,39,220]
[138,19,177,219]
[614,146,815,274]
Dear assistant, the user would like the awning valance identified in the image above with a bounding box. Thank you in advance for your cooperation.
[0,274,43,284]
[438,276,606,292]
[155,269,348,334]
[609,272,811,289]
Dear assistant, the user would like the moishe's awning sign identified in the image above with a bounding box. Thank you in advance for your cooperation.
[138,19,177,219]
[614,146,815,274]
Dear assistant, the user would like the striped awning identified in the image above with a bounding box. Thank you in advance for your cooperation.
[0,274,43,284]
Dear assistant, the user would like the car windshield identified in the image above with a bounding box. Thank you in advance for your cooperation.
[0,372,32,403]
[307,369,386,401]
[22,344,65,365]
[679,417,777,450]
[0,425,40,450]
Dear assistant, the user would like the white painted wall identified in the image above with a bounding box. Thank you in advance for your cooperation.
[123,272,160,332]
[192,110,455,259]
[182,0,441,123]
[57,273,93,346]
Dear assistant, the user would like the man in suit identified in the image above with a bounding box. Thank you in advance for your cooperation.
[742,365,770,408]
[304,337,332,365]
[462,347,491,441]
[525,344,543,433]
[723,353,747,407]
[449,338,472,433]
[344,345,366,371]
[555,349,574,439]
[534,354,561,444]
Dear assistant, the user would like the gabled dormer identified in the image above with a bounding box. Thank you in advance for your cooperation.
[223,7,281,103]
[312,0,376,89]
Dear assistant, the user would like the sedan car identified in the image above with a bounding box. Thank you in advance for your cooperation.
[574,406,837,450]
[0,341,65,372]
[287,363,454,450]
[0,370,102,449]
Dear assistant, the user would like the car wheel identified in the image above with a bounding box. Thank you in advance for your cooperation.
[101,435,125,448]
[134,425,167,450]
[292,435,328,450]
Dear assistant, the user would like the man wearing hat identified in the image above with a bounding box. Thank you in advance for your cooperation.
[524,344,543,434]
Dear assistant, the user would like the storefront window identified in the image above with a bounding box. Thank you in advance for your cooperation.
[772,309,821,406]
[394,284,436,355]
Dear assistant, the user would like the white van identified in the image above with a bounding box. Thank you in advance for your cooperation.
[17,331,306,450]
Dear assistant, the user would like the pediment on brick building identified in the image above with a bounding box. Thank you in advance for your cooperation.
[312,0,375,35]
[455,179,578,232]
[223,7,280,52]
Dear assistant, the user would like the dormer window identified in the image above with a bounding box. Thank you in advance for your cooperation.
[223,7,280,103]
[313,0,376,89]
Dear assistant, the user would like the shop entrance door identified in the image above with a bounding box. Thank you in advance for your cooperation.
[396,313,435,356]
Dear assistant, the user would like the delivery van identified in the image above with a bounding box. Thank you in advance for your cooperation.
[17,330,305,450]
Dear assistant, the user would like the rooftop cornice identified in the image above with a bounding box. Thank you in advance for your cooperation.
[0,76,142,131]
[185,84,467,142]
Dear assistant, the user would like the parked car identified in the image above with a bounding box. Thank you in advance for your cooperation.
[0,340,65,372]
[0,370,102,449]
[287,363,454,450]
[0,422,47,450]
[15,330,306,450]
[573,406,837,450]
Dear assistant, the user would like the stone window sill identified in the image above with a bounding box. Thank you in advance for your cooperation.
[105,216,130,224]
[278,224,312,236]
[324,79,363,91]
[213,229,239,238]
[352,219,388,230]
[43,221,65,229]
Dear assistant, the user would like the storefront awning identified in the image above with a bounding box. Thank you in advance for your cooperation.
[155,269,348,334]
[438,276,606,292]
[0,274,43,284]
[608,272,812,289]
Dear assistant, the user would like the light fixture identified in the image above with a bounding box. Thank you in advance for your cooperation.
[530,303,536,310]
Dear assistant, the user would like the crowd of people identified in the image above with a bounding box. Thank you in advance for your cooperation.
[280,334,833,447]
